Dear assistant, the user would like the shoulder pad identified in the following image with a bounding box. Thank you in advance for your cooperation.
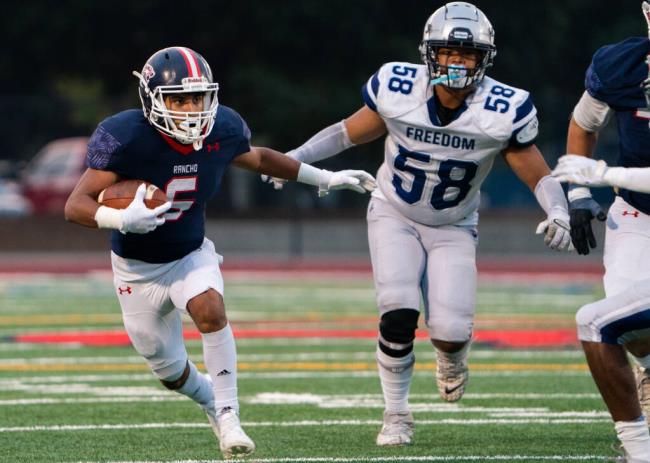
[362,62,429,118]
[471,77,537,141]
[211,105,251,141]
[586,37,649,109]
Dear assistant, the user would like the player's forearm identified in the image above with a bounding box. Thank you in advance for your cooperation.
[603,167,650,193]
[289,121,356,164]
[64,193,101,228]
[567,118,599,157]
[534,175,569,217]
[257,147,301,180]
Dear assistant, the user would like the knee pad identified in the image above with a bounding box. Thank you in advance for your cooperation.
[378,309,419,357]
[160,361,190,390]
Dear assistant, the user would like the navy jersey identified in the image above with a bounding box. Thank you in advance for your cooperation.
[87,106,251,263]
[585,37,650,213]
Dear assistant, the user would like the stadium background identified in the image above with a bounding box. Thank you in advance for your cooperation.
[1,0,634,259]
[2,2,645,462]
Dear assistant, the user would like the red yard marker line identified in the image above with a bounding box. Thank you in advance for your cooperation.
[10,328,579,348]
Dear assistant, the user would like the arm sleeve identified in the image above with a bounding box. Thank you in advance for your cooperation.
[604,167,650,194]
[288,121,355,164]
[572,91,613,133]
[534,174,569,217]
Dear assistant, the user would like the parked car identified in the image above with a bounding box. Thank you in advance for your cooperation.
[21,137,88,215]
[0,178,32,217]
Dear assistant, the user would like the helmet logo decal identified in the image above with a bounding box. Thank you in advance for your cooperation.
[450,29,472,40]
[142,64,155,83]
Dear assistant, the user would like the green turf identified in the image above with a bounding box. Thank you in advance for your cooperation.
[0,273,621,462]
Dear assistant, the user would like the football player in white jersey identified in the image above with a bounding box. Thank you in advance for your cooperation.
[265,1,572,446]
[551,3,650,461]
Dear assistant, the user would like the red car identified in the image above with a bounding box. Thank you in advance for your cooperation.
[22,137,88,215]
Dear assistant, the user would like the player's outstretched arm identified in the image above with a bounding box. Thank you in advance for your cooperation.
[562,116,607,255]
[64,168,171,234]
[235,147,376,196]
[553,155,650,194]
[503,144,572,252]
[261,105,386,189]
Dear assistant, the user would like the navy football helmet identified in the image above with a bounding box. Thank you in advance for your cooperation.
[133,46,219,150]
[419,2,496,89]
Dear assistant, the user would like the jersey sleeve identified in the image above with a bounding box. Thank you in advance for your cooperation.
[361,69,381,112]
[360,62,427,118]
[508,93,539,148]
[232,115,252,157]
[86,123,124,172]
[585,37,650,110]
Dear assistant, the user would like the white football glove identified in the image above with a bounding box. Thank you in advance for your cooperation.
[535,210,573,251]
[260,150,294,190]
[119,183,171,234]
[551,154,609,187]
[319,169,377,197]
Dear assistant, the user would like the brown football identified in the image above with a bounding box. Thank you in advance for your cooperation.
[98,180,168,209]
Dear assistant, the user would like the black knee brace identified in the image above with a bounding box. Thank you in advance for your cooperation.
[160,361,190,390]
[378,308,419,357]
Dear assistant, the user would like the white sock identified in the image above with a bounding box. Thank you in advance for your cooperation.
[376,345,414,413]
[615,417,650,461]
[201,323,239,412]
[175,360,214,407]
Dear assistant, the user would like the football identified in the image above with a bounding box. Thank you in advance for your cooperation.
[98,180,168,209]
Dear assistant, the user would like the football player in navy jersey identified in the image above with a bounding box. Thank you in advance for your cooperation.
[550,3,650,461]
[64,46,375,459]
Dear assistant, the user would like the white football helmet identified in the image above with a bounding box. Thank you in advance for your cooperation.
[133,46,219,150]
[419,2,496,89]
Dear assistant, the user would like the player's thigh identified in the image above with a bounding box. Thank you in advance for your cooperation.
[422,225,477,342]
[604,198,650,297]
[169,238,225,312]
[367,198,425,313]
[114,278,187,379]
[576,277,650,345]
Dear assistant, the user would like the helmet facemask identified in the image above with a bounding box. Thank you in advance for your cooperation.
[419,2,496,90]
[420,43,494,89]
[134,68,219,150]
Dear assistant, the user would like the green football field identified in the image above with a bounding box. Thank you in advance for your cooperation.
[0,269,622,462]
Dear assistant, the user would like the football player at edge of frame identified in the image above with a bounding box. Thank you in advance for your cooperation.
[551,2,650,462]
[263,1,572,447]
[64,46,376,459]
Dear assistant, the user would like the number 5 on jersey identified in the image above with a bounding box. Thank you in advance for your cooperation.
[164,176,197,221]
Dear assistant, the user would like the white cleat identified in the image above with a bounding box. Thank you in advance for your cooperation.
[436,341,471,402]
[376,410,414,446]
[635,364,650,425]
[204,406,255,459]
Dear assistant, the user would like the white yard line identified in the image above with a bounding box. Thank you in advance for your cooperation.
[0,350,586,364]
[0,418,611,433]
[64,456,607,463]
[0,370,590,388]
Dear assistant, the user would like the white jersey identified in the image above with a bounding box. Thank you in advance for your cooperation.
[362,62,539,226]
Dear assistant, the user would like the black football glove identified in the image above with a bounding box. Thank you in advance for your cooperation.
[569,197,606,255]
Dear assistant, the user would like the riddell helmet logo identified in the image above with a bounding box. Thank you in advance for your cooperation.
[142,64,155,83]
